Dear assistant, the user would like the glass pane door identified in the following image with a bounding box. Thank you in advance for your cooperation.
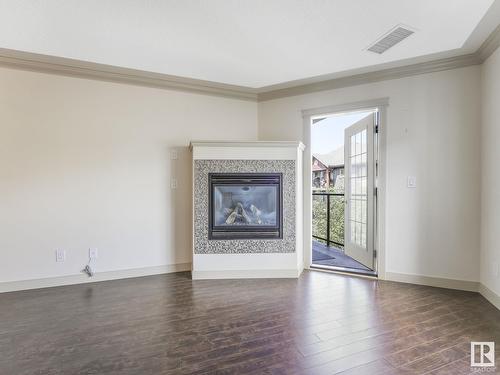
[344,113,375,269]
[349,128,367,248]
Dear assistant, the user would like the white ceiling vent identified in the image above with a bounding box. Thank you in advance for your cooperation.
[367,25,415,54]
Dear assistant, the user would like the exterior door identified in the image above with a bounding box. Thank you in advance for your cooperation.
[344,113,376,269]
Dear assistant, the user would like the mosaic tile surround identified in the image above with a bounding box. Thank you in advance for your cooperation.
[194,160,296,254]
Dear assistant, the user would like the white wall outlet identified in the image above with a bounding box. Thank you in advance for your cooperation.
[171,178,178,189]
[407,176,417,188]
[55,249,66,262]
[170,150,178,160]
[89,248,98,259]
[493,261,499,278]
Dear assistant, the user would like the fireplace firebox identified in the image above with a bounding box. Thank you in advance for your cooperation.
[208,173,283,240]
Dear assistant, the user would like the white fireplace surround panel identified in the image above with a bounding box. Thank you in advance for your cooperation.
[190,141,304,279]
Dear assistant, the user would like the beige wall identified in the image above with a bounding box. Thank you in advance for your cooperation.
[0,67,258,283]
[0,60,489,287]
[480,47,500,296]
[259,66,482,282]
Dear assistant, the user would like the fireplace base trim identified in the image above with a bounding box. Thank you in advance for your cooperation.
[192,268,302,280]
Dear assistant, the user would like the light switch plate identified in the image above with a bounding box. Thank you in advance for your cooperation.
[171,178,178,189]
[407,176,417,188]
[89,248,98,259]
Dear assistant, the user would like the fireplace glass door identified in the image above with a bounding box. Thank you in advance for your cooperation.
[209,173,282,240]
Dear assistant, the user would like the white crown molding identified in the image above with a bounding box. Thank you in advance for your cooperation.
[258,53,481,101]
[0,23,498,103]
[258,24,500,102]
[0,48,258,101]
[477,24,500,62]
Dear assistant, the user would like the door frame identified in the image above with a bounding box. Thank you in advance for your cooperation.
[301,98,388,279]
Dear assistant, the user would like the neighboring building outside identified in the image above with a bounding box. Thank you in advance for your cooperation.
[312,145,344,191]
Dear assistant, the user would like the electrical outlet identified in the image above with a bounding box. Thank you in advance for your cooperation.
[170,150,178,160]
[89,248,98,259]
[493,261,499,278]
[171,178,178,189]
[55,249,66,262]
[407,176,417,188]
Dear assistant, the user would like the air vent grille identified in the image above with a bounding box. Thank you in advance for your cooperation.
[367,26,414,54]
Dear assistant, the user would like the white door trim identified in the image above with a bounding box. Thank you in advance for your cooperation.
[301,97,388,279]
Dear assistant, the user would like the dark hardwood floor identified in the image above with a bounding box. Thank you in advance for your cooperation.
[1,270,499,374]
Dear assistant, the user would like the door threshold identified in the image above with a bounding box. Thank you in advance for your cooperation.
[311,264,377,278]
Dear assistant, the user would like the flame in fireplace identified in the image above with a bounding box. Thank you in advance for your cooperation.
[223,202,276,226]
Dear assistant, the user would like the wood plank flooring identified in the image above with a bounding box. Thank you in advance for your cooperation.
[1,270,499,374]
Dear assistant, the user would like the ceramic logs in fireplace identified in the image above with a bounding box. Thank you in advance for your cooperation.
[208,173,283,240]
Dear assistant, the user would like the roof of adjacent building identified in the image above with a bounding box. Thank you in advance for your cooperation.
[313,145,344,169]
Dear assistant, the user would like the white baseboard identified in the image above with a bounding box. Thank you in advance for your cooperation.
[0,263,191,293]
[3,266,499,312]
[378,272,500,311]
[385,272,479,292]
[192,268,301,280]
[479,283,500,310]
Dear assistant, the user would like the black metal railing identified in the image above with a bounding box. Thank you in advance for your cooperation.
[312,192,345,249]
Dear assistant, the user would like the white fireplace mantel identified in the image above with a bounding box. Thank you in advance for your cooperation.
[190,140,305,160]
[190,141,304,279]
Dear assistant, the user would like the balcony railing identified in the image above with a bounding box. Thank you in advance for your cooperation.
[312,191,345,249]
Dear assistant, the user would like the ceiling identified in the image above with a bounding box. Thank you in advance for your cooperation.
[0,0,496,88]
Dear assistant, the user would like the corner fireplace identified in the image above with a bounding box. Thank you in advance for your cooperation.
[208,173,283,240]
